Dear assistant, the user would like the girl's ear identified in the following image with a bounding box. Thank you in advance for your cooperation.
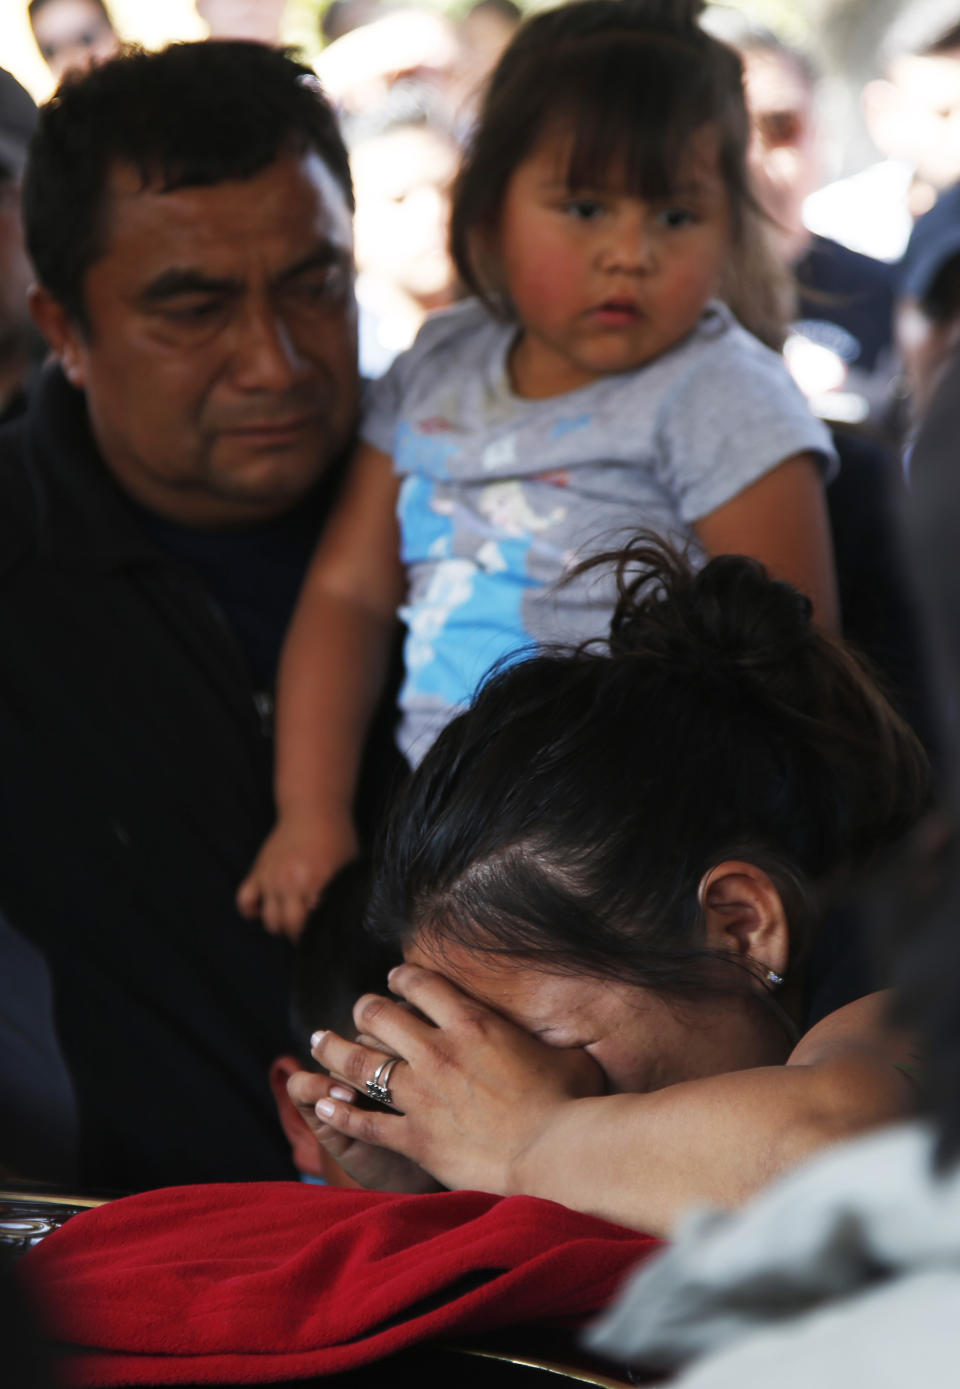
[697,860,790,985]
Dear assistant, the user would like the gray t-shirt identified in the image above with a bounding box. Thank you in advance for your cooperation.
[363,297,835,763]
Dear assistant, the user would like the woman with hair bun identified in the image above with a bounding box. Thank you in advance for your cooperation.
[298,538,928,1234]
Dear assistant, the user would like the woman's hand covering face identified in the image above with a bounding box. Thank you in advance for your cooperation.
[306,963,605,1195]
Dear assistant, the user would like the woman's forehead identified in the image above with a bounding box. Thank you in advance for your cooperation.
[403,935,623,1029]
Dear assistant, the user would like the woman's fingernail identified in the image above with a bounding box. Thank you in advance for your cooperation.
[387,966,400,983]
[330,1086,354,1103]
[315,1100,335,1118]
[310,1030,327,1052]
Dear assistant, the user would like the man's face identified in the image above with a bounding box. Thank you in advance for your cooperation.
[38,150,359,527]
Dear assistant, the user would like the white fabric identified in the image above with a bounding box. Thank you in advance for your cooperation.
[588,1122,960,1386]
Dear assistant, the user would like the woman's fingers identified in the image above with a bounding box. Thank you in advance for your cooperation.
[313,1087,411,1156]
[311,1029,410,1108]
[382,962,495,1029]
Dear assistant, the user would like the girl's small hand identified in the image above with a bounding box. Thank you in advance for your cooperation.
[285,1068,441,1193]
[309,964,604,1195]
[235,812,359,941]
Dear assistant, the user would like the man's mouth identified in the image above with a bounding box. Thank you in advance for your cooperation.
[219,413,320,444]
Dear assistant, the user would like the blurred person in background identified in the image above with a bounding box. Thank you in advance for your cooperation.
[456,0,522,122]
[195,0,287,43]
[315,7,463,122]
[805,3,960,263]
[0,67,45,425]
[702,9,932,760]
[345,87,459,376]
[460,0,521,74]
[895,183,960,426]
[320,0,384,47]
[703,8,896,427]
[28,0,119,85]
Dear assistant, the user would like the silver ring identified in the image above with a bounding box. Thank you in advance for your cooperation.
[364,1055,400,1106]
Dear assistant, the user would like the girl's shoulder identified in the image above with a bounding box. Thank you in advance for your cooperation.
[400,298,511,369]
[686,301,789,373]
[659,302,818,416]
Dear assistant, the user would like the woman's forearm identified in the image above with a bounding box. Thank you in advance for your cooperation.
[511,1059,908,1235]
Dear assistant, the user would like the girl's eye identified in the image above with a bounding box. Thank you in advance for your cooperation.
[657,207,697,229]
[562,198,606,221]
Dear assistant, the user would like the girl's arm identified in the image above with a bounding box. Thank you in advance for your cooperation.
[306,972,917,1236]
[236,443,404,939]
[694,452,840,632]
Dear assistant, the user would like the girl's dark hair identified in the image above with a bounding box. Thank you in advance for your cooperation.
[367,538,928,1000]
[451,0,790,347]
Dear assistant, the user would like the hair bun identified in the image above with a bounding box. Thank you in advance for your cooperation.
[597,535,815,700]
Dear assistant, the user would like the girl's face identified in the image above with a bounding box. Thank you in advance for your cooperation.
[404,937,791,1095]
[492,125,733,399]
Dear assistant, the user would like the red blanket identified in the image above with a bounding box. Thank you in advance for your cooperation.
[20,1182,659,1384]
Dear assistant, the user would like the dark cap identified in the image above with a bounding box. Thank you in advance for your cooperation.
[900,183,960,307]
[0,67,38,182]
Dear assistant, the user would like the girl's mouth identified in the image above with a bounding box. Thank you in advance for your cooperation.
[588,301,642,325]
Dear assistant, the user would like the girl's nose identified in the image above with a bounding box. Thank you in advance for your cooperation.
[597,212,657,274]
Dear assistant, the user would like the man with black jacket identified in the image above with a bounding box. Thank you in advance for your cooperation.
[0,41,389,1191]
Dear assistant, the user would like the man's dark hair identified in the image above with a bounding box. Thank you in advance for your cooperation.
[23,40,354,327]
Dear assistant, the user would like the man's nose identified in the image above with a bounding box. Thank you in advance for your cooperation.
[230,301,308,392]
[597,211,657,274]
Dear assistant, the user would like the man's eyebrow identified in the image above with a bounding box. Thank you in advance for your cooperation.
[140,269,242,303]
[275,244,352,284]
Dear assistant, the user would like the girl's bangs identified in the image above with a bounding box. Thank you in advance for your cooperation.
[537,37,744,199]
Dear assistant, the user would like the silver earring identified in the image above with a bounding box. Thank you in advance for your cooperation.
[766,969,784,987]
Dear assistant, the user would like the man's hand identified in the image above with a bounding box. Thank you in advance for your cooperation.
[235,812,359,941]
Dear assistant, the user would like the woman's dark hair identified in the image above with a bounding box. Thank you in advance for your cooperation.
[23,40,353,329]
[450,0,790,347]
[367,537,928,1001]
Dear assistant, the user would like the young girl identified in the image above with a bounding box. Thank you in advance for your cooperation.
[237,0,839,937]
[297,538,927,1233]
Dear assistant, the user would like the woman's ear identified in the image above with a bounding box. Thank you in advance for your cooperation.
[697,861,790,985]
